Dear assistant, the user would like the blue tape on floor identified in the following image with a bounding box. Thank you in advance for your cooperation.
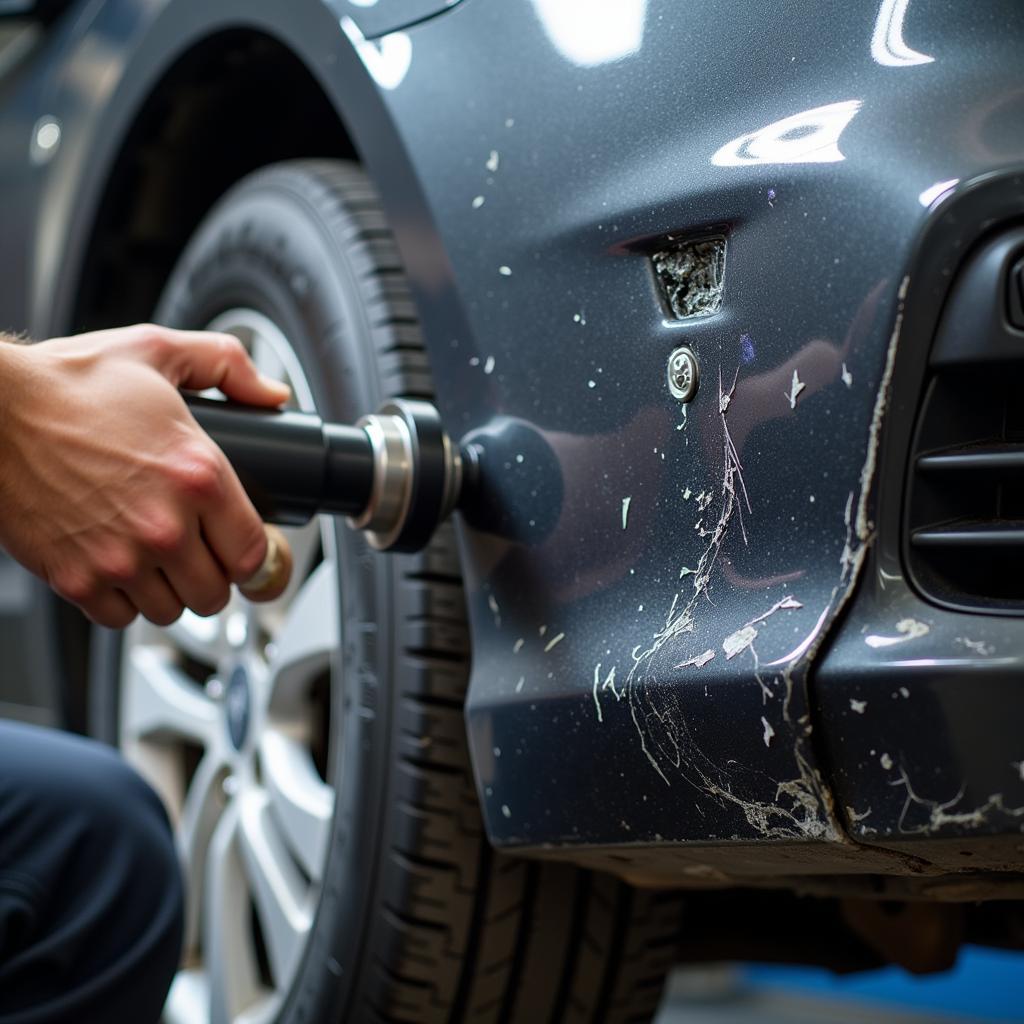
[745,946,1024,1022]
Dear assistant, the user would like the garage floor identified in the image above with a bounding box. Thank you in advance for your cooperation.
[656,950,1024,1024]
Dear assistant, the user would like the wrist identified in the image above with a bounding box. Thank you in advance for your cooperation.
[0,340,37,436]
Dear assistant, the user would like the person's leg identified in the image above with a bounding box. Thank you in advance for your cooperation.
[0,720,183,1024]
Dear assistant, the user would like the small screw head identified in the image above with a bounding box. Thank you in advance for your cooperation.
[30,116,61,166]
[667,345,700,403]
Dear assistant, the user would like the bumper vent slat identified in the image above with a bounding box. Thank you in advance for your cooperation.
[903,228,1024,613]
[912,521,1024,549]
[917,444,1024,476]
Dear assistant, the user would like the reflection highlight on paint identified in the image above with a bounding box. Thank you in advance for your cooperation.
[340,16,412,90]
[918,178,958,208]
[711,100,863,167]
[529,0,646,67]
[871,0,934,67]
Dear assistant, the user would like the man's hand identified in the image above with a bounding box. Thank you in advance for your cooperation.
[0,324,291,628]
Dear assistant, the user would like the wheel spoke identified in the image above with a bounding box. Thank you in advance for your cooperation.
[237,788,313,988]
[165,968,209,1024]
[249,332,287,382]
[178,751,228,954]
[266,560,339,710]
[260,729,334,882]
[165,609,228,666]
[122,646,219,746]
[204,804,262,1024]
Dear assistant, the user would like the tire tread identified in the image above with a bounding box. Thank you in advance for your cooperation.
[229,160,683,1023]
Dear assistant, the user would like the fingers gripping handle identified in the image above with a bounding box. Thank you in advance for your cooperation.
[239,524,294,602]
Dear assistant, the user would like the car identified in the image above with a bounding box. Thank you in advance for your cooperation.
[1,0,1023,1021]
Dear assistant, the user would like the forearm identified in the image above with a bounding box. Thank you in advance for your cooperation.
[0,336,35,437]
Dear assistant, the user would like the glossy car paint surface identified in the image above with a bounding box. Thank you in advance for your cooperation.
[0,0,1022,885]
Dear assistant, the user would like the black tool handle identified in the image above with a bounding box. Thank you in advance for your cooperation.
[184,395,374,526]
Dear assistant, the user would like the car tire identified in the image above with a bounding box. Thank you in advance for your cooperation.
[90,159,683,1023]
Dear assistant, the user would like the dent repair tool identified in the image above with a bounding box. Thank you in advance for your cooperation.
[186,395,472,591]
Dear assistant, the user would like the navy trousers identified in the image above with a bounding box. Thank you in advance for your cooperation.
[0,721,183,1023]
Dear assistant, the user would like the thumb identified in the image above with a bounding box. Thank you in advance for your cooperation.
[149,328,291,407]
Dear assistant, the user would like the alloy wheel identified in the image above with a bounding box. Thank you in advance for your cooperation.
[118,310,337,1024]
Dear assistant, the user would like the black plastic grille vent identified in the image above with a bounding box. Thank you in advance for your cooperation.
[905,229,1024,613]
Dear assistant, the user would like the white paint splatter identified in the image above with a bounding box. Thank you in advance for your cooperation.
[723,624,758,660]
[786,369,806,409]
[483,355,495,374]
[891,768,1024,835]
[850,699,867,714]
[880,752,894,770]
[488,593,500,625]
[486,149,499,172]
[592,664,604,722]
[515,676,524,692]
[762,716,775,747]
[513,638,524,653]
[841,362,853,387]
[500,804,511,818]
[621,496,631,530]
[472,195,485,209]
[957,637,994,656]
[675,649,715,670]
[544,632,565,653]
[865,618,930,648]
[498,265,512,276]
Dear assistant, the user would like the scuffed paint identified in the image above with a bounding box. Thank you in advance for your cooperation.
[544,631,565,652]
[865,617,930,649]
[957,636,994,656]
[785,368,806,409]
[675,648,715,670]
[617,364,841,840]
[591,662,622,723]
[855,276,909,542]
[892,768,1024,835]
[609,266,915,842]
[723,624,758,660]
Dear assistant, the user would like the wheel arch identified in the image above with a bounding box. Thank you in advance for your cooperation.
[31,0,454,341]
[71,26,358,331]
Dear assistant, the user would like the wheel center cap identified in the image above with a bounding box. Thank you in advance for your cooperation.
[225,665,252,751]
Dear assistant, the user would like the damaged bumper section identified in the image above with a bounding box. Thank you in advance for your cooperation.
[466,173,1024,903]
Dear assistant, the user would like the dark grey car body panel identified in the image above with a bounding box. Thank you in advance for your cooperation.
[1,0,1022,886]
